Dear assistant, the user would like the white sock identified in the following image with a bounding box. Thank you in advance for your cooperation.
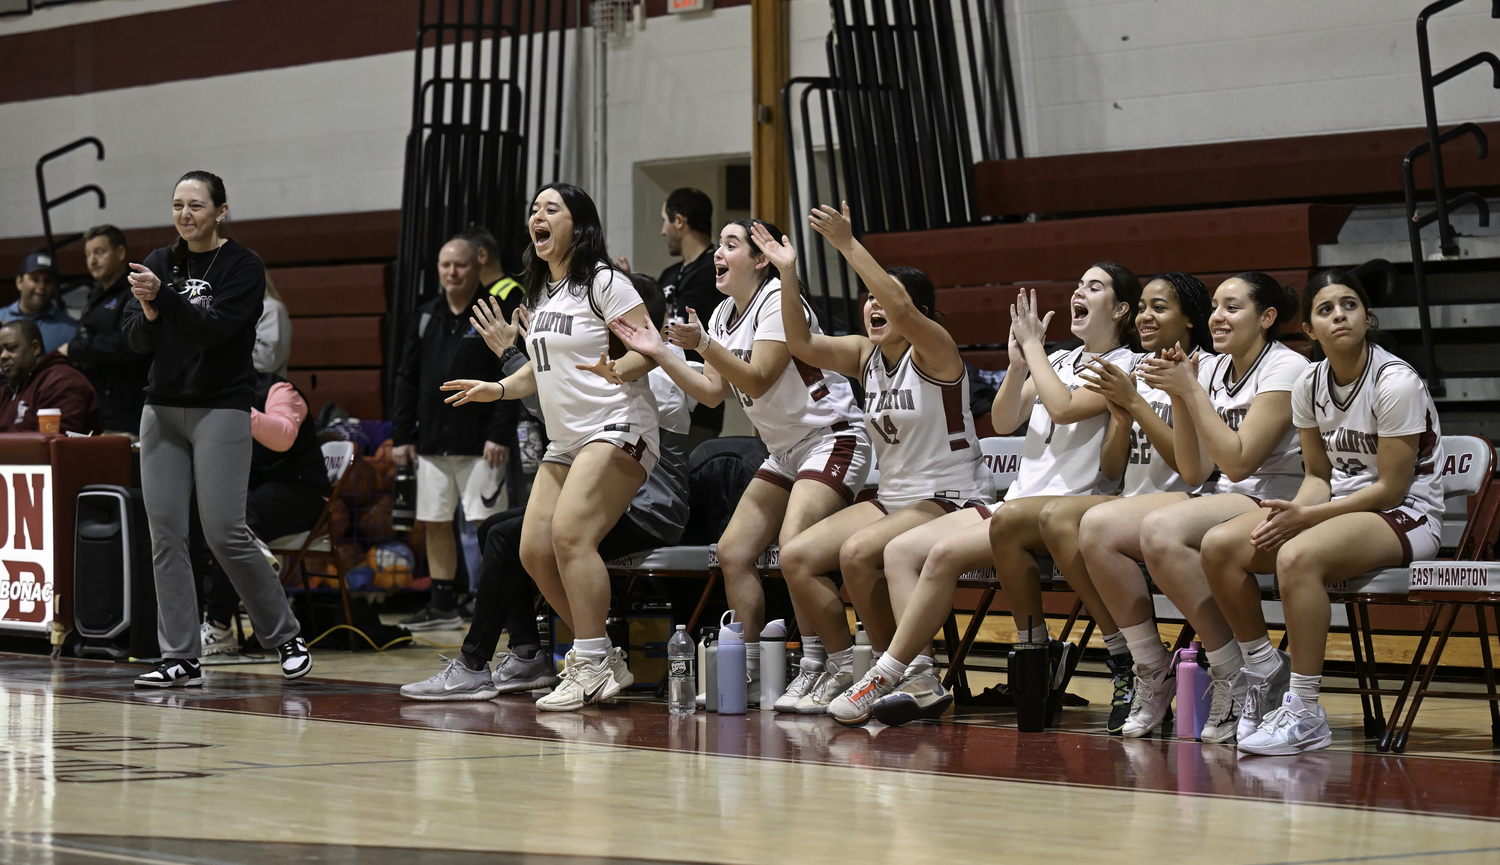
[574,636,609,666]
[746,643,760,679]
[1102,630,1129,657]
[875,653,906,682]
[1021,623,1049,644]
[801,636,826,664]
[1239,635,1279,678]
[1204,642,1243,679]
[910,653,935,673]
[1121,621,1169,671]
[827,647,855,674]
[1290,673,1322,705]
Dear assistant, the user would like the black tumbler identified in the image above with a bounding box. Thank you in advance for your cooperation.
[1009,642,1049,732]
[392,465,417,531]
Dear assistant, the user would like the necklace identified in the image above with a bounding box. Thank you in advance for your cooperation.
[187,240,224,284]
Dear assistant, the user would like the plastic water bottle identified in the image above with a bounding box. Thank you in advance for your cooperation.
[852,623,873,680]
[1176,641,1213,740]
[668,625,695,715]
[758,619,787,710]
[716,610,747,714]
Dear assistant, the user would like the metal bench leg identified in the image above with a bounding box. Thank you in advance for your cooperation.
[1358,601,1386,735]
[1393,602,1463,754]
[1379,602,1444,752]
[942,586,996,699]
[1477,603,1500,746]
[685,572,719,635]
[1345,602,1379,736]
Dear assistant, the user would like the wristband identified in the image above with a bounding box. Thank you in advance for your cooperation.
[698,331,714,353]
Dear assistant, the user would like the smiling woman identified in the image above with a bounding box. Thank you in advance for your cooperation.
[119,169,312,689]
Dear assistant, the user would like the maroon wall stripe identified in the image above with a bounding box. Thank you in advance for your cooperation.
[0,0,752,105]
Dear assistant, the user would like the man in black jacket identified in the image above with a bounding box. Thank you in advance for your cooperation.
[59,225,152,435]
[392,237,514,629]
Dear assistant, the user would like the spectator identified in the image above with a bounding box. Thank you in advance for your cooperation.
[199,372,333,655]
[0,319,101,434]
[59,225,153,436]
[3,252,77,353]
[253,273,291,376]
[459,225,527,511]
[656,188,723,447]
[391,236,512,630]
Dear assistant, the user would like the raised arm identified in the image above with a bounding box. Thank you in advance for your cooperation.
[1012,288,1111,424]
[609,314,728,407]
[750,221,867,377]
[807,202,962,380]
[988,326,1037,434]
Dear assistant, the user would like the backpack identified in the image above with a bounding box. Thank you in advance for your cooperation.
[681,436,771,545]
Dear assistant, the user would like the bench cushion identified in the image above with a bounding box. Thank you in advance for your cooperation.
[1324,567,1411,596]
[606,546,714,572]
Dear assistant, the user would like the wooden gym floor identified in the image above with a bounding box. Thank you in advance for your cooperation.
[4,629,1500,865]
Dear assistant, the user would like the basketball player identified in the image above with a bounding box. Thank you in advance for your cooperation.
[1201,271,1443,755]
[442,183,659,712]
[1101,273,1307,741]
[839,263,1142,726]
[608,217,871,708]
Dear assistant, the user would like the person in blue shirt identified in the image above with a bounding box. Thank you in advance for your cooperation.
[4,252,78,353]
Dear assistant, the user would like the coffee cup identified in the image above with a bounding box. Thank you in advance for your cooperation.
[37,408,61,434]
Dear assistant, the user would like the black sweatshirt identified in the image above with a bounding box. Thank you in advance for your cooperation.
[391,290,515,455]
[67,273,153,433]
[121,239,264,412]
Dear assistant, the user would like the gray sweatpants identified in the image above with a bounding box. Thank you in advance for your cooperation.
[141,405,301,658]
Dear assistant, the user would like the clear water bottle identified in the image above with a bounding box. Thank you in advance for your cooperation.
[668,625,695,715]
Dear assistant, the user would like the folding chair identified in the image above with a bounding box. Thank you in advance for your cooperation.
[1362,435,1500,752]
[269,440,359,633]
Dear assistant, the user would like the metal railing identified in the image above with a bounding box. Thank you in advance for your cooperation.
[783,0,1022,334]
[34,136,106,267]
[1402,0,1500,396]
[390,0,579,395]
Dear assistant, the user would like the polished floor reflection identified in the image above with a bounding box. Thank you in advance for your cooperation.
[3,650,1500,864]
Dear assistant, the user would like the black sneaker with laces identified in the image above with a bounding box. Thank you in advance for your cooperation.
[135,658,203,689]
[399,604,463,631]
[1106,652,1134,736]
[278,637,312,679]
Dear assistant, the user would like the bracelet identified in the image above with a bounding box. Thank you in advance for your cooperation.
[498,381,506,400]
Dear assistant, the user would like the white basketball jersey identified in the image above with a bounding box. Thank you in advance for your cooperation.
[1291,344,1444,516]
[1007,345,1141,500]
[708,280,861,457]
[649,345,696,437]
[1199,340,1309,499]
[862,345,990,504]
[529,268,657,452]
[1120,350,1204,498]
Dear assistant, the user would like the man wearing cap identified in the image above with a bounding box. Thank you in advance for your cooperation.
[4,252,78,353]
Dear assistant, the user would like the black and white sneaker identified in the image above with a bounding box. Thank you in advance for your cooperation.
[1105,653,1134,736]
[135,659,203,689]
[278,637,313,680]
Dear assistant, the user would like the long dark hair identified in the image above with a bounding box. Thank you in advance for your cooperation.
[520,183,619,307]
[169,170,226,292]
[1089,260,1142,346]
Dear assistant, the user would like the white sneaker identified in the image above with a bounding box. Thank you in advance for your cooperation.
[201,620,236,656]
[1200,666,1246,744]
[1121,662,1175,738]
[871,666,953,727]
[535,648,634,712]
[828,668,897,727]
[774,658,824,713]
[1237,650,1292,742]
[793,667,853,715]
[1237,692,1332,756]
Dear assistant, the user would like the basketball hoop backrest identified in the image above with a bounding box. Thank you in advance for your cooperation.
[1438,435,1493,499]
[980,436,1025,499]
[321,440,357,486]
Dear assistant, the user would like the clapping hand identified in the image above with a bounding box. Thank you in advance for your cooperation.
[749,222,798,277]
[666,309,707,352]
[472,298,528,357]
[610,315,665,357]
[1010,288,1053,350]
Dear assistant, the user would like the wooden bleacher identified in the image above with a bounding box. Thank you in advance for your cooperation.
[273,263,389,420]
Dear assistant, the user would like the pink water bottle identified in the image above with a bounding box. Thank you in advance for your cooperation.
[1175,641,1212,740]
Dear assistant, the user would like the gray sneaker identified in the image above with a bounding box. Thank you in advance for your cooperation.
[793,667,854,715]
[400,657,500,702]
[1237,649,1292,742]
[492,651,561,694]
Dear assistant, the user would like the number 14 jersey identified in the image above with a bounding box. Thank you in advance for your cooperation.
[861,345,989,506]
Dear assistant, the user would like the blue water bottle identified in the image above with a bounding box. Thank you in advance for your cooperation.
[716,610,747,714]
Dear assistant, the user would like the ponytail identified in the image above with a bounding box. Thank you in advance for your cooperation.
[1229,271,1297,341]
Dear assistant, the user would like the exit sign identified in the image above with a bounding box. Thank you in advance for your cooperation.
[669,0,711,12]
